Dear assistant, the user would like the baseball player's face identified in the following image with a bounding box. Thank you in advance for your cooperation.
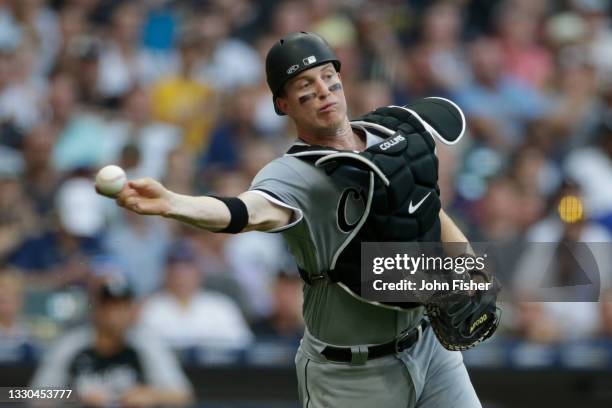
[277,63,347,133]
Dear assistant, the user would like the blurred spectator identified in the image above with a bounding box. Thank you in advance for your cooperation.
[0,47,14,119]
[225,227,292,318]
[51,0,105,108]
[103,211,171,297]
[251,271,304,343]
[31,276,193,407]
[348,80,393,117]
[575,0,612,81]
[507,146,550,227]
[139,240,253,349]
[473,177,523,240]
[0,165,37,261]
[599,289,612,338]
[565,119,612,218]
[49,70,111,172]
[0,45,46,132]
[495,1,554,89]
[96,1,175,101]
[544,46,601,154]
[510,181,611,340]
[0,0,60,79]
[151,24,217,154]
[417,1,471,92]
[239,140,282,181]
[203,167,290,318]
[209,0,263,41]
[353,7,402,83]
[163,147,197,194]
[192,6,262,91]
[199,87,269,172]
[516,180,611,288]
[141,0,177,51]
[394,44,450,104]
[55,3,89,61]
[453,37,550,150]
[509,147,547,196]
[56,33,104,108]
[270,0,312,38]
[8,177,104,287]
[106,86,182,180]
[249,34,290,137]
[0,267,36,362]
[178,225,251,314]
[21,124,61,220]
[511,302,564,343]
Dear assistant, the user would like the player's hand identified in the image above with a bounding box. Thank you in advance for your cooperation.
[115,178,174,216]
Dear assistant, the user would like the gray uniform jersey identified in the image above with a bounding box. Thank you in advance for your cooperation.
[250,130,423,346]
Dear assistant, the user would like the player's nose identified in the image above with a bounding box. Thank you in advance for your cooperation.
[314,77,331,98]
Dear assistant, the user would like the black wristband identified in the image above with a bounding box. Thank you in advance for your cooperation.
[212,196,249,233]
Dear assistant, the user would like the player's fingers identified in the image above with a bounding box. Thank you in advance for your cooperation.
[115,183,141,203]
[120,195,141,209]
[128,177,159,193]
[120,195,164,215]
[129,199,163,215]
[116,189,141,207]
[129,178,168,200]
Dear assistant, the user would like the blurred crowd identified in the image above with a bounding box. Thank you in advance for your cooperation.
[1,0,612,395]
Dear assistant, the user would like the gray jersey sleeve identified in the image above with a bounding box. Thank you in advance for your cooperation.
[249,158,309,232]
[249,156,344,276]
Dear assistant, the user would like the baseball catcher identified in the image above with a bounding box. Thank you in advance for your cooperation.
[103,31,501,407]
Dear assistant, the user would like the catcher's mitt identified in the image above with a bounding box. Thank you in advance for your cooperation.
[426,275,501,351]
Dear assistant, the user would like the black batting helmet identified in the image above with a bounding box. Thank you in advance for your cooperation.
[266,31,341,115]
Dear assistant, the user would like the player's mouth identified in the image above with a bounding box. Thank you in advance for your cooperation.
[318,102,337,113]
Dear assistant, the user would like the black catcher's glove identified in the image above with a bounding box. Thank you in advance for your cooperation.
[425,274,501,351]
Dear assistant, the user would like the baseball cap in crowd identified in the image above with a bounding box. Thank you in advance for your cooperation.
[97,275,134,302]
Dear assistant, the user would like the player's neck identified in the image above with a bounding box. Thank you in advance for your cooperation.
[298,119,366,151]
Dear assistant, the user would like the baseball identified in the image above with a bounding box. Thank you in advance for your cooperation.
[95,165,127,197]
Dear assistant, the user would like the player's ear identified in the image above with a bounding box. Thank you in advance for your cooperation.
[276,96,289,115]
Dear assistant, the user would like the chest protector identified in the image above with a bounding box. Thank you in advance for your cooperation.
[287,104,457,310]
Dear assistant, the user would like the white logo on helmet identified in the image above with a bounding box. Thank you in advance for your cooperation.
[303,56,317,66]
[287,64,299,74]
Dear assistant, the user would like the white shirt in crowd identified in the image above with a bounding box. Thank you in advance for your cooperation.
[139,291,253,349]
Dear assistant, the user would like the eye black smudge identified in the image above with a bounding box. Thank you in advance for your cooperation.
[328,83,342,92]
[299,93,316,104]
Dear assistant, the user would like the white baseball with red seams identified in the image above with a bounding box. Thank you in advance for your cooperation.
[95,165,126,197]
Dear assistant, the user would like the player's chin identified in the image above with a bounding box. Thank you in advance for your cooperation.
[316,107,342,123]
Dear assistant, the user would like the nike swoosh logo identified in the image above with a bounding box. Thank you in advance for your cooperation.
[408,192,431,214]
